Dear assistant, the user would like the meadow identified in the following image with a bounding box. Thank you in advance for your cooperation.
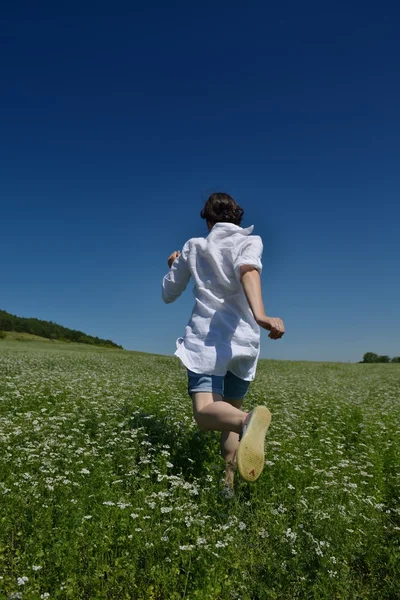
[0,340,399,599]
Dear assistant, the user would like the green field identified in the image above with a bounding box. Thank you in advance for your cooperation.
[0,340,399,599]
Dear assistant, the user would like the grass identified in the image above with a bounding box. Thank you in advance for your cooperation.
[0,341,399,599]
[0,332,53,343]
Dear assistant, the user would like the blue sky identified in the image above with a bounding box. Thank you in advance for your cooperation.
[1,1,399,362]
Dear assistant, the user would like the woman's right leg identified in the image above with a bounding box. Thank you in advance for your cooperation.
[192,393,246,493]
[220,399,243,488]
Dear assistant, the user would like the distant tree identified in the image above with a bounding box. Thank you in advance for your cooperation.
[376,355,391,363]
[390,357,400,363]
[362,352,379,363]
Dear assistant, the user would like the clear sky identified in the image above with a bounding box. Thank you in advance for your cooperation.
[1,1,399,362]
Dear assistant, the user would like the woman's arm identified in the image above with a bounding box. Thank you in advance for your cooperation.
[240,266,285,340]
[162,246,191,304]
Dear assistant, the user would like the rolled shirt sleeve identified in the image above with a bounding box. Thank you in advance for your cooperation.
[233,236,263,280]
[162,242,192,303]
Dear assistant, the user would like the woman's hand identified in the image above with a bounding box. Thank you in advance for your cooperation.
[256,316,285,340]
[168,251,181,268]
[240,268,285,340]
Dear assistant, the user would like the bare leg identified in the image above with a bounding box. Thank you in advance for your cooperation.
[220,399,243,487]
[191,392,247,434]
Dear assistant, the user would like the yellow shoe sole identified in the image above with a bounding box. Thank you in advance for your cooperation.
[237,406,271,483]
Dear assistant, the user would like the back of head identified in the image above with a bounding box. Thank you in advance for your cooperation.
[200,193,244,227]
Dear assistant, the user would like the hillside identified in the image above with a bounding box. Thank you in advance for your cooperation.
[1,331,53,343]
[0,309,122,349]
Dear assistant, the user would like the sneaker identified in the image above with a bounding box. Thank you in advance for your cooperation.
[237,406,271,482]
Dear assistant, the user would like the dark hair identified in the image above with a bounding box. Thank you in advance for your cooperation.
[200,192,244,226]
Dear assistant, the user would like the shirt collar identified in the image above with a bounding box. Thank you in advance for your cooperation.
[209,223,255,238]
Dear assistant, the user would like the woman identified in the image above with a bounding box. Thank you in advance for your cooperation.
[162,193,285,490]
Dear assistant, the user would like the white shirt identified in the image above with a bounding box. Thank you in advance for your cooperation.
[162,223,263,381]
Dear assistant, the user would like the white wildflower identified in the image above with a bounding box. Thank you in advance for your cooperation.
[197,537,207,545]
[258,528,269,538]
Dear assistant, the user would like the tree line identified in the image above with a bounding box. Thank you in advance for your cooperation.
[362,352,400,363]
[0,309,122,349]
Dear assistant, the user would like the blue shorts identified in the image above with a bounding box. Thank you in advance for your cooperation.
[187,370,250,401]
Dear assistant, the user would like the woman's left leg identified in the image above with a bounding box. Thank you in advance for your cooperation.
[191,392,246,433]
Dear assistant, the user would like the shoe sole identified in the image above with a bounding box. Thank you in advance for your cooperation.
[237,406,271,483]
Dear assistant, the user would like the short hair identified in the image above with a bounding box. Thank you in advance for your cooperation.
[200,192,244,226]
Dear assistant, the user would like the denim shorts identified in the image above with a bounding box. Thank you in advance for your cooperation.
[187,370,250,401]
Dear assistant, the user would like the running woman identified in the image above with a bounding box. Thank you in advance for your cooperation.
[162,193,284,489]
